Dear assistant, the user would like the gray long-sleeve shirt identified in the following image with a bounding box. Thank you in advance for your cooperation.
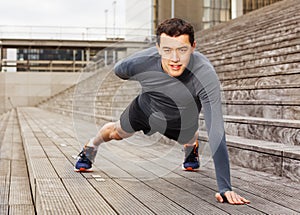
[114,46,232,193]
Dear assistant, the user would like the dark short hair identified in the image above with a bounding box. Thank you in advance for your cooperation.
[156,18,194,46]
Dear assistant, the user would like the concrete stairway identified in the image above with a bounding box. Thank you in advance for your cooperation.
[195,0,300,180]
[38,0,300,181]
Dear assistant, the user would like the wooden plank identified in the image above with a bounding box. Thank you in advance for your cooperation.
[35,178,79,215]
[11,141,26,161]
[29,158,59,179]
[11,160,28,178]
[0,128,13,160]
[109,141,261,214]
[99,144,159,180]
[145,178,227,214]
[63,178,117,215]
[234,179,300,213]
[0,176,9,205]
[42,145,66,158]
[115,138,300,214]
[22,138,47,158]
[88,178,154,215]
[27,158,59,203]
[94,157,133,179]
[0,205,8,215]
[166,176,296,215]
[49,158,83,179]
[194,165,300,213]
[115,179,192,215]
[99,141,254,214]
[9,205,35,215]
[9,177,33,205]
[0,159,11,177]
[183,171,299,214]
[54,144,80,161]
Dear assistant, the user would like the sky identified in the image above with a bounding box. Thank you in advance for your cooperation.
[0,0,126,28]
[0,0,154,40]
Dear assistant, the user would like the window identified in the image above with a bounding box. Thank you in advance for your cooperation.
[202,0,231,29]
[243,0,282,14]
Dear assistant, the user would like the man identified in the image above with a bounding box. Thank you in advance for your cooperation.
[75,18,250,205]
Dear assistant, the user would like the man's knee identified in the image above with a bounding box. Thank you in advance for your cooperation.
[109,129,123,140]
[104,121,132,141]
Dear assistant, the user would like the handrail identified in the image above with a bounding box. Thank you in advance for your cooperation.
[0,25,154,41]
[0,59,103,72]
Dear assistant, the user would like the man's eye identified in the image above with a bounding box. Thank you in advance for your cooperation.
[178,48,188,54]
[163,49,171,54]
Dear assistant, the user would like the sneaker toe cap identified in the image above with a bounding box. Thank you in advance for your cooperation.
[75,162,92,170]
[183,161,199,169]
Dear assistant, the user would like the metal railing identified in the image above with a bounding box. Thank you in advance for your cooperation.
[0,59,93,72]
[0,25,155,41]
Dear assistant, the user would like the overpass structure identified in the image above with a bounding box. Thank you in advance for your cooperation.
[0,38,150,72]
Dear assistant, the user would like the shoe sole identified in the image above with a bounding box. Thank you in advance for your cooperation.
[74,167,94,172]
[181,164,199,172]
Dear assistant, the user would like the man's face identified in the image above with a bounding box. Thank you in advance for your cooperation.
[157,33,196,77]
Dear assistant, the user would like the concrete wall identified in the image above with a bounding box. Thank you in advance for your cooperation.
[0,72,80,114]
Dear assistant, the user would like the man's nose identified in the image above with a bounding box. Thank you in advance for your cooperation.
[170,50,179,62]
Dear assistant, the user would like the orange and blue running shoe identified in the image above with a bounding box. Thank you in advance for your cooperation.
[74,145,97,172]
[182,141,200,171]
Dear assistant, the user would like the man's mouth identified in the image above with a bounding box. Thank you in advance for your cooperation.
[170,64,182,71]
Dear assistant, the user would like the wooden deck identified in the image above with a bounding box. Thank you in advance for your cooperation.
[0,107,299,214]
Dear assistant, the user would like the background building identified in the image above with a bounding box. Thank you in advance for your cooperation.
[0,0,283,73]
[156,0,231,31]
[125,0,282,39]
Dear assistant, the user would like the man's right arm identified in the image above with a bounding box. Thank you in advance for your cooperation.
[114,46,157,80]
[114,58,133,80]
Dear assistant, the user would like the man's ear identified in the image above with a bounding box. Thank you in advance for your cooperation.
[192,41,196,50]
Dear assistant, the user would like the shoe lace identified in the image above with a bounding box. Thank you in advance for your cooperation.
[77,150,89,162]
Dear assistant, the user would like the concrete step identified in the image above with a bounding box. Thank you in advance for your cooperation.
[200,115,300,146]
[198,130,300,182]
[206,34,299,62]
[222,86,299,101]
[218,65,299,81]
[221,72,300,88]
[215,52,299,74]
[197,1,299,55]
[223,100,299,120]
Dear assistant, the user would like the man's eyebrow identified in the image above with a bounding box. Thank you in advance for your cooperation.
[161,46,189,49]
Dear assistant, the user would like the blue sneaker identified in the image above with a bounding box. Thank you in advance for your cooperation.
[74,146,97,172]
[182,141,200,171]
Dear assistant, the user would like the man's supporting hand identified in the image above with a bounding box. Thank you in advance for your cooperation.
[215,191,250,205]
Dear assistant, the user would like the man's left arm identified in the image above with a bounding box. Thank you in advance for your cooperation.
[198,67,250,204]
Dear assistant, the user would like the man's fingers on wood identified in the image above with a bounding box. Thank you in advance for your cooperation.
[240,196,250,204]
[225,191,234,204]
[215,193,223,203]
[230,192,239,203]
